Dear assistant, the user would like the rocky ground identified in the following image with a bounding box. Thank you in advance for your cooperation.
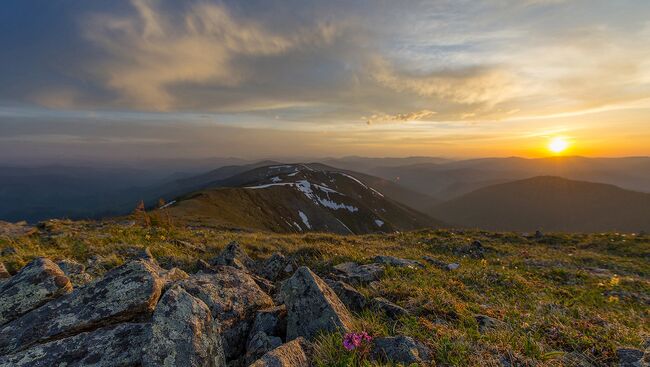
[0,219,648,366]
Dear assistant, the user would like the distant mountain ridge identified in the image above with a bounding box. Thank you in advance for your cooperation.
[429,176,650,232]
[161,163,443,234]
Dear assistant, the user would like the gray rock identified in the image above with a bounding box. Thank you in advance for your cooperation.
[143,285,226,367]
[178,266,273,360]
[370,336,431,364]
[249,338,310,367]
[0,262,10,279]
[0,323,147,367]
[423,256,459,271]
[326,279,367,312]
[0,257,72,326]
[333,262,384,284]
[57,259,93,287]
[373,255,424,268]
[447,263,460,271]
[371,297,409,318]
[258,253,296,281]
[0,259,163,355]
[210,241,255,270]
[281,266,353,340]
[246,331,283,365]
[455,240,485,259]
[250,305,287,339]
[423,256,447,268]
[475,314,506,333]
[617,348,647,367]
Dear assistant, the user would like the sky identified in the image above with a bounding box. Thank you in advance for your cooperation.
[1,0,649,162]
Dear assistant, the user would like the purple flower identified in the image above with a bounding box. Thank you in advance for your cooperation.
[343,332,373,351]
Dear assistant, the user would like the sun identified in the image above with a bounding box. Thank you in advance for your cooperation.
[548,137,570,154]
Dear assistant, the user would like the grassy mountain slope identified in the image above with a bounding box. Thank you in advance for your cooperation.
[162,164,442,234]
[430,176,650,232]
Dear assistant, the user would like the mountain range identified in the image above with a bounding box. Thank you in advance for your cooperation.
[1,156,648,233]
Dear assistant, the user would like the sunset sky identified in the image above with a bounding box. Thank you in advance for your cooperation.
[1,0,649,161]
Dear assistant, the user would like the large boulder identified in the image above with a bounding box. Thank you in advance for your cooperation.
[257,253,296,281]
[249,338,310,367]
[0,258,72,326]
[250,305,287,340]
[178,266,273,360]
[246,331,283,365]
[144,285,226,367]
[333,262,384,284]
[209,241,255,271]
[325,279,367,312]
[57,259,93,287]
[281,266,353,340]
[370,336,431,364]
[0,259,163,355]
[0,323,147,366]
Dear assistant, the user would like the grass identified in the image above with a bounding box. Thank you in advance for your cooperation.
[1,219,648,366]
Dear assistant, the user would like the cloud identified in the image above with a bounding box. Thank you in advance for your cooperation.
[83,0,338,110]
[363,110,437,125]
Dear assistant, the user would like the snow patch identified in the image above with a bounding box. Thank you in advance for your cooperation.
[159,200,176,209]
[374,219,384,227]
[298,211,311,229]
[271,176,282,183]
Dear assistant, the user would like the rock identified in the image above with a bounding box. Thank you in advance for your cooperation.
[159,267,190,292]
[246,331,283,365]
[455,240,485,259]
[475,314,506,333]
[370,336,431,364]
[258,253,296,281]
[423,256,459,271]
[249,338,310,367]
[371,297,409,318]
[56,259,85,275]
[0,221,37,238]
[252,273,276,295]
[0,259,163,355]
[326,279,367,312]
[57,259,93,287]
[0,247,17,256]
[0,262,10,279]
[0,323,147,366]
[178,266,273,360]
[373,255,423,268]
[196,259,214,273]
[210,241,255,271]
[0,258,72,326]
[143,285,226,367]
[617,348,646,367]
[281,266,353,340]
[333,262,384,284]
[250,305,287,339]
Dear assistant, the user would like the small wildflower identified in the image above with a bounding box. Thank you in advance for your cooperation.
[607,295,619,303]
[609,275,620,286]
[160,235,166,241]
[480,259,488,266]
[343,332,372,351]
[145,234,151,240]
